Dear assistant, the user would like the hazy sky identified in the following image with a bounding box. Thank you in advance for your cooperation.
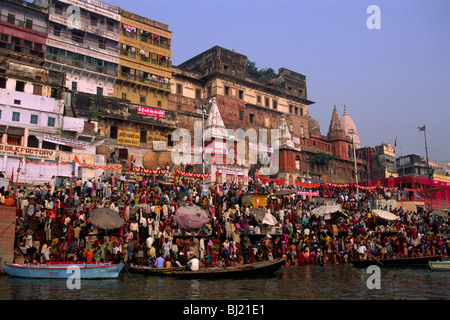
[108,0,450,161]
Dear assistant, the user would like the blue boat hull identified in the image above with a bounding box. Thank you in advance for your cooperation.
[4,262,124,279]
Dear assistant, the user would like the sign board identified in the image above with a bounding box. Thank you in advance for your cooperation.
[296,190,319,196]
[118,130,140,146]
[153,141,167,151]
[0,144,56,160]
[43,134,86,149]
[137,106,165,118]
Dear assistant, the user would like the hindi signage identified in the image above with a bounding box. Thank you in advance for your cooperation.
[43,134,86,149]
[137,106,165,118]
[118,130,140,146]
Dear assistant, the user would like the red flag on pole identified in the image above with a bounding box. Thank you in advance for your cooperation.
[418,125,425,132]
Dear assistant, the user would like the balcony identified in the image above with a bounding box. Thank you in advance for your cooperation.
[48,28,119,57]
[0,13,47,34]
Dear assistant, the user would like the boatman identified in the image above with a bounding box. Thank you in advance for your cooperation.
[187,255,200,271]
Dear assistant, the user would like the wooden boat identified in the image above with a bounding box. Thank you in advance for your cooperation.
[171,258,286,279]
[128,264,185,275]
[429,260,450,271]
[4,261,124,279]
[351,255,443,268]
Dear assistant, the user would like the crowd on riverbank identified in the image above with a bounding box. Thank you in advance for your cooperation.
[1,171,448,269]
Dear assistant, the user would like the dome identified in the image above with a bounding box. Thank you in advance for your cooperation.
[308,116,321,135]
[340,106,360,148]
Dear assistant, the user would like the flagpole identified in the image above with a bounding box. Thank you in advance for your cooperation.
[13,149,23,198]
[67,159,75,216]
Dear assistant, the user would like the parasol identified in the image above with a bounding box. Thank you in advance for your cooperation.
[372,209,400,221]
[431,210,449,219]
[270,190,292,197]
[249,207,267,221]
[89,208,125,230]
[311,205,342,216]
[175,204,210,231]
[262,212,278,226]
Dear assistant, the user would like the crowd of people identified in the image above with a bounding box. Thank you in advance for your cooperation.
[1,169,448,270]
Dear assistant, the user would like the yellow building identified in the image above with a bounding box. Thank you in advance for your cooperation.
[114,9,172,109]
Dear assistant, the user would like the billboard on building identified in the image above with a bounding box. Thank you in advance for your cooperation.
[117,130,140,146]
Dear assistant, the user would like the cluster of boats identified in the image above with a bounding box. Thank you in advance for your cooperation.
[3,257,287,279]
[3,254,449,280]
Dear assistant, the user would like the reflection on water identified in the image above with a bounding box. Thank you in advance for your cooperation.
[1,264,449,300]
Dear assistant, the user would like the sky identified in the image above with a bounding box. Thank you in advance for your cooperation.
[107,0,450,162]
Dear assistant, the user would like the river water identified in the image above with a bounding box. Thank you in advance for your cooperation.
[1,264,448,301]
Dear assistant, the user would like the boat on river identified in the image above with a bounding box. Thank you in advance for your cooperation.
[4,261,124,279]
[129,258,286,278]
[351,255,443,268]
[128,264,185,274]
[428,260,450,271]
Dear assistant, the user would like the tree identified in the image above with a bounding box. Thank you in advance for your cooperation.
[247,60,278,83]
[309,152,334,166]
[88,104,99,122]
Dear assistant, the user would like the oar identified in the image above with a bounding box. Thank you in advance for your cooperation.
[369,251,385,267]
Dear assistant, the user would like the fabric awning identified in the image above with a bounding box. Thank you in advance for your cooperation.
[7,127,25,136]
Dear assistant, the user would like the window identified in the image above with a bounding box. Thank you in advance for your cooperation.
[96,86,103,96]
[265,97,270,107]
[249,113,255,124]
[140,95,146,104]
[47,117,55,127]
[295,107,298,115]
[15,81,25,92]
[239,110,244,121]
[224,86,230,96]
[7,14,15,24]
[51,88,58,98]
[176,83,182,94]
[195,89,201,99]
[257,95,261,104]
[273,99,278,109]
[71,29,85,43]
[177,105,181,111]
[140,130,147,143]
[53,24,61,36]
[71,81,77,91]
[30,115,38,124]
[110,126,118,139]
[289,105,293,113]
[12,112,20,122]
[300,108,304,116]
[121,92,127,100]
[0,78,5,89]
[157,101,162,108]
[239,90,244,99]
[25,19,33,30]
[13,99,21,105]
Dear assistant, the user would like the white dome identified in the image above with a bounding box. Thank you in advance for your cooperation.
[341,106,360,148]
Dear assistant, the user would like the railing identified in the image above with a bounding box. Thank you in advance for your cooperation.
[48,28,119,55]
[0,13,47,34]
[49,7,119,39]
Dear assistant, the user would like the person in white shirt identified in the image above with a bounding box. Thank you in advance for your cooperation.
[187,256,200,271]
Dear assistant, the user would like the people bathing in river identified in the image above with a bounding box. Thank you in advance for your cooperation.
[3,173,449,268]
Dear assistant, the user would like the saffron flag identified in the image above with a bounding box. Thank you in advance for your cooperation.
[418,125,425,132]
